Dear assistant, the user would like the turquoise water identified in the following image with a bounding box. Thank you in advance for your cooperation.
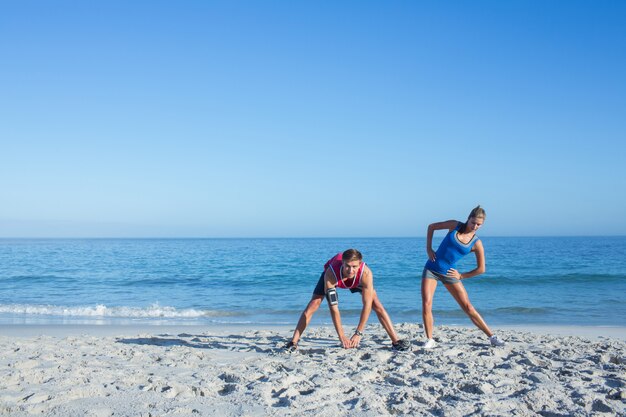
[0,237,625,327]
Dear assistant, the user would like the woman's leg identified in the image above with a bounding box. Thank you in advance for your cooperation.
[421,277,438,339]
[444,282,493,337]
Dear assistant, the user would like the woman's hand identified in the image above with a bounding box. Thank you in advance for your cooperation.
[427,248,436,262]
[446,268,462,280]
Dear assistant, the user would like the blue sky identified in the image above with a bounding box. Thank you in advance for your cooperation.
[1,1,625,237]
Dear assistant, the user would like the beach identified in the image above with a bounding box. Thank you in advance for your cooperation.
[1,323,625,416]
[2,238,626,415]
[3,0,626,414]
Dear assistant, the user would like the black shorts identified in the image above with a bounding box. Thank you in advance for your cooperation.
[313,271,362,295]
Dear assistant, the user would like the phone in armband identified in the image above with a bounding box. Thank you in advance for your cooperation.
[326,288,338,306]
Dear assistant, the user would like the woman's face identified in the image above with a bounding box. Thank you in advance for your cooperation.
[467,216,484,232]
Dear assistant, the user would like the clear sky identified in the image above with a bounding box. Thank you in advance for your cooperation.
[1,1,625,237]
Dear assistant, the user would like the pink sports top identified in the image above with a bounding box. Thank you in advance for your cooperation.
[324,253,365,290]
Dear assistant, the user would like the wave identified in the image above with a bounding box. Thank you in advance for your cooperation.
[0,275,77,283]
[475,273,625,285]
[0,303,235,319]
[491,306,553,315]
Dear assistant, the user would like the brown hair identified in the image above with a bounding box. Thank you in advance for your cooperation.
[342,249,363,262]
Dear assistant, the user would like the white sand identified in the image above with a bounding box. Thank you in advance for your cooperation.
[1,323,625,416]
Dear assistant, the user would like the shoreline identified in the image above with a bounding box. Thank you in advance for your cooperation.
[497,324,626,341]
[1,321,625,341]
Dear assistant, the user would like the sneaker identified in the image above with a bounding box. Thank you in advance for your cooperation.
[392,339,410,351]
[423,338,437,349]
[489,335,505,347]
[284,341,298,352]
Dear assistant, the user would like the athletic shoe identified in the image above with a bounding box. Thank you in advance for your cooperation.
[423,338,437,349]
[489,335,505,347]
[392,339,410,351]
[284,341,298,352]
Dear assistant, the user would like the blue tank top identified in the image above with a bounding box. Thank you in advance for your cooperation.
[425,223,479,274]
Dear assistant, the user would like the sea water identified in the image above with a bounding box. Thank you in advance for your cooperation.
[0,237,625,327]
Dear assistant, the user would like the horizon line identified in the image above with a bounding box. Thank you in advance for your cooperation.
[1,235,625,239]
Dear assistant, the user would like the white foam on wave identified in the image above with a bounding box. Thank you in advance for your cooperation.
[0,303,231,318]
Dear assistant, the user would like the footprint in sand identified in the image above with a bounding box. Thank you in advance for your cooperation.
[218,373,241,383]
[217,373,242,396]
[385,376,406,386]
[218,384,237,396]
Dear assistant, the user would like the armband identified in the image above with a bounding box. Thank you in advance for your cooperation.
[325,288,338,306]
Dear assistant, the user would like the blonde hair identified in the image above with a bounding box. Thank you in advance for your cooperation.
[458,206,486,233]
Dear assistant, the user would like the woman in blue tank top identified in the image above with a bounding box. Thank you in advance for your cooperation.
[421,206,505,349]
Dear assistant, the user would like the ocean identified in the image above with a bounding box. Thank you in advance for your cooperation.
[1,237,625,328]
